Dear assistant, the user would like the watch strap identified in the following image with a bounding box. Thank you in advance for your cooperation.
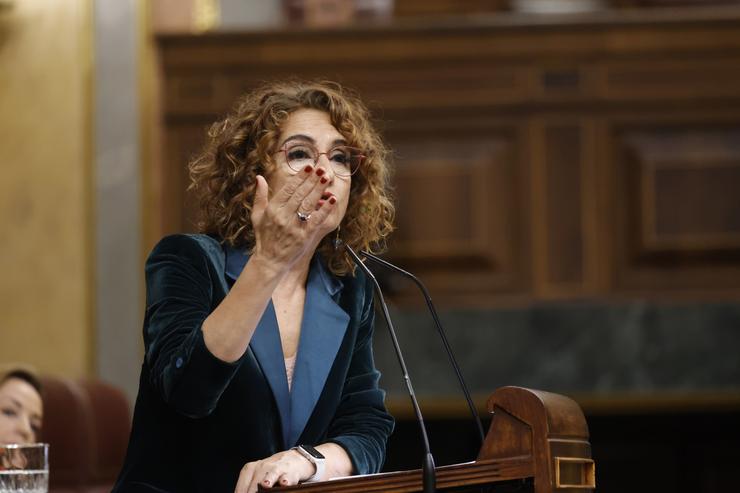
[293,445,325,482]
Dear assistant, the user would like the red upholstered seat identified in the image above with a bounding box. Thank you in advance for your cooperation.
[38,376,131,493]
[78,380,131,490]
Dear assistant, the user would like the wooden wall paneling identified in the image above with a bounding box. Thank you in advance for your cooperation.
[544,124,585,287]
[595,22,740,57]
[165,73,233,117]
[164,61,512,112]
[338,62,529,112]
[530,117,548,298]
[156,7,740,75]
[591,116,613,295]
[530,117,600,298]
[610,117,740,294]
[386,120,529,303]
[163,122,210,234]
[219,61,530,114]
[155,7,740,303]
[638,133,740,251]
[530,62,599,104]
[596,57,740,104]
[581,119,603,294]
[393,0,507,17]
[161,125,183,235]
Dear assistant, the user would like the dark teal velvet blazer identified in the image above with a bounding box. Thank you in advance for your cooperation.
[113,234,394,493]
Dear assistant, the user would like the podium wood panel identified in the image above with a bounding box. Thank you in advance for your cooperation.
[261,387,593,493]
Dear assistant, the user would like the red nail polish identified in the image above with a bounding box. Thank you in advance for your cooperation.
[315,168,325,177]
[320,177,328,184]
[329,196,336,204]
[304,165,313,173]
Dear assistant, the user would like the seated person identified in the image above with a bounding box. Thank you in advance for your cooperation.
[0,368,43,445]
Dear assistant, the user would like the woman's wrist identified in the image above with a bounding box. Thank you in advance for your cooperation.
[315,442,353,480]
[242,249,288,282]
[289,448,318,480]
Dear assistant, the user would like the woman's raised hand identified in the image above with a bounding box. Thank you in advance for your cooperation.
[250,165,336,273]
[200,164,337,364]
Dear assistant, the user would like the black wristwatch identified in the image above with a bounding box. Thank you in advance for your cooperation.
[292,444,325,482]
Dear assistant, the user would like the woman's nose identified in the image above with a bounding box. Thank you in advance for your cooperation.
[16,417,33,443]
[316,155,335,181]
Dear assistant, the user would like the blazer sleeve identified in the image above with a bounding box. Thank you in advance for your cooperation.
[143,234,242,418]
[325,274,395,475]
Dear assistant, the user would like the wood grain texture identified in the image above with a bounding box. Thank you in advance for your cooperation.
[154,6,740,304]
[265,387,591,493]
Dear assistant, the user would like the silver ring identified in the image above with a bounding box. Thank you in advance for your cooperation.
[297,211,311,222]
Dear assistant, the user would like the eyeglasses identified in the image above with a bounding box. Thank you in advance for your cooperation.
[277,143,365,178]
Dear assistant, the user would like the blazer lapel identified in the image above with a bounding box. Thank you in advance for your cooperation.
[287,257,349,447]
[225,247,292,449]
[250,302,293,450]
[224,246,349,449]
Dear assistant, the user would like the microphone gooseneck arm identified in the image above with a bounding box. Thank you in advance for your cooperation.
[359,250,486,447]
[344,244,436,493]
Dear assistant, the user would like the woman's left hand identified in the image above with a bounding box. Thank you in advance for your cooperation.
[234,449,315,493]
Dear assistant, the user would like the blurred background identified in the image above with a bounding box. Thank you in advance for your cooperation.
[2,0,740,491]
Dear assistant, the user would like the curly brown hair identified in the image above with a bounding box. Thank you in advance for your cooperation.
[188,80,395,276]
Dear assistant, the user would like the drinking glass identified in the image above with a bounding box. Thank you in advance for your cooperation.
[0,444,49,493]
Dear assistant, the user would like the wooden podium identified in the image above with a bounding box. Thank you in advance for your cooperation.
[269,387,595,492]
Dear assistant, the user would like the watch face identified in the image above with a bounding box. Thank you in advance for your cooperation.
[300,445,325,460]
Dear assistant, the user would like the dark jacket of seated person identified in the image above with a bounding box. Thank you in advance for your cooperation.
[112,234,394,493]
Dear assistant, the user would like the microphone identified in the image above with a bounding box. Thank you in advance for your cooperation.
[344,244,436,493]
[358,250,486,447]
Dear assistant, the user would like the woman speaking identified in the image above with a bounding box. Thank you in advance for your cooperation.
[114,81,395,493]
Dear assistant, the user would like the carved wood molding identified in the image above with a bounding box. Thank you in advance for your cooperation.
[155,8,740,303]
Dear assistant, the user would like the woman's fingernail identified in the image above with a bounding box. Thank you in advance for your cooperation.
[304,165,313,173]
[320,177,328,184]
[315,168,325,177]
[329,196,337,204]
